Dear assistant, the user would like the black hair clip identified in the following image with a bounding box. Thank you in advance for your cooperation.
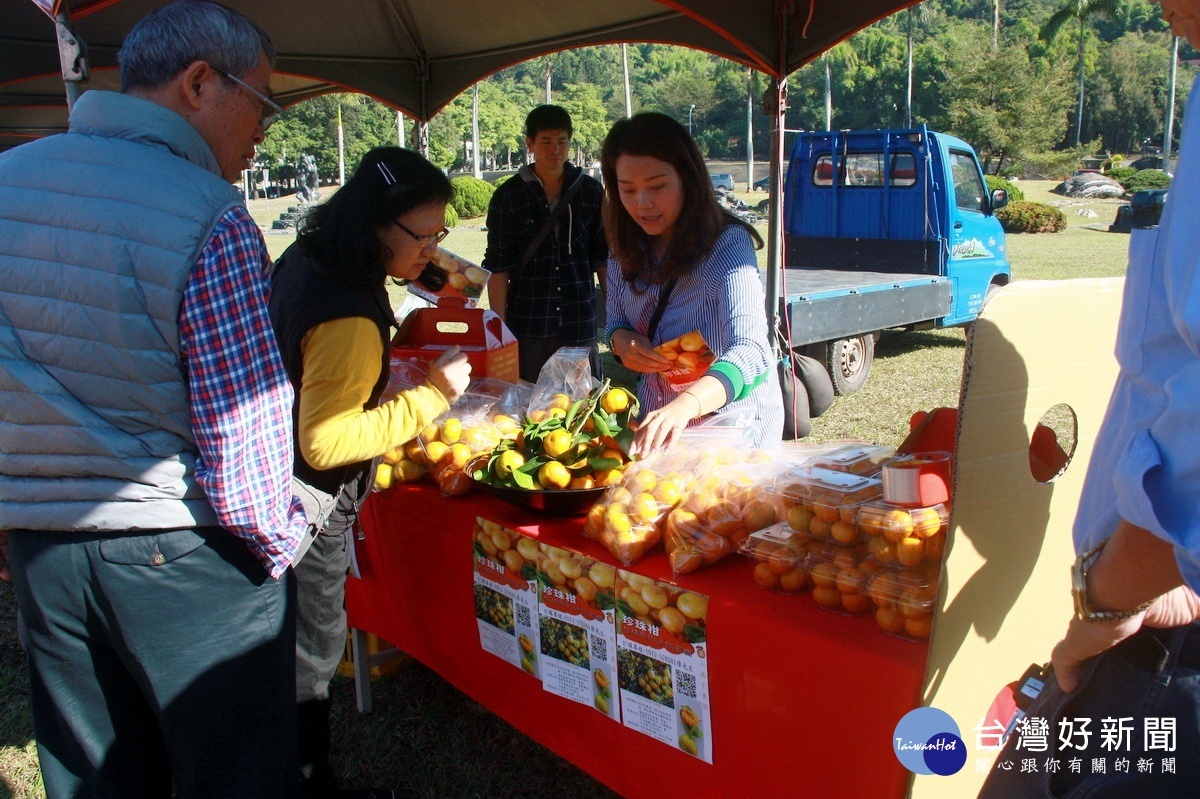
[377,161,396,186]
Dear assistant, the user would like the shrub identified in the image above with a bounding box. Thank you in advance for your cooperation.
[492,174,514,190]
[1105,166,1137,185]
[995,200,1067,233]
[450,175,494,220]
[444,203,459,229]
[985,174,1024,203]
[1122,169,1171,194]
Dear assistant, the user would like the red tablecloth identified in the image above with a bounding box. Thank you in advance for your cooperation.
[346,483,927,798]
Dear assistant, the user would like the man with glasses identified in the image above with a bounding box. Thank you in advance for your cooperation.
[484,105,608,382]
[0,2,306,796]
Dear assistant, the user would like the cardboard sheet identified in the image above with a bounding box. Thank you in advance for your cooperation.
[912,278,1125,797]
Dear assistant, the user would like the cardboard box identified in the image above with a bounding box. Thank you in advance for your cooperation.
[910,278,1124,797]
[393,296,519,383]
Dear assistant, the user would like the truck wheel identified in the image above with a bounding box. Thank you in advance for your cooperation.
[827,335,874,395]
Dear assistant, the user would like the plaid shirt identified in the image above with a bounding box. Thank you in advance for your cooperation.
[179,207,307,578]
[483,163,607,341]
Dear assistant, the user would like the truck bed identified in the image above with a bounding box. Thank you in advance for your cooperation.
[777,268,953,347]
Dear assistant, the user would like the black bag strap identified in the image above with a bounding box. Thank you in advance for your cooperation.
[646,278,679,342]
[516,174,585,273]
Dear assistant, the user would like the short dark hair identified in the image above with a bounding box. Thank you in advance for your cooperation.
[525,105,573,138]
[600,112,761,285]
[119,0,275,91]
[298,147,453,289]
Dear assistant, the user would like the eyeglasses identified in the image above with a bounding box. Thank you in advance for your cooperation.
[393,219,450,247]
[210,64,282,131]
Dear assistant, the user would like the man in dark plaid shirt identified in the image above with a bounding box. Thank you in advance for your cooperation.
[484,105,608,382]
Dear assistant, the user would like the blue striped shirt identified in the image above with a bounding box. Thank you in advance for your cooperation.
[605,225,784,446]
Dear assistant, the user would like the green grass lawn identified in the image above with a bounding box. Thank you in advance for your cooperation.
[0,179,1132,798]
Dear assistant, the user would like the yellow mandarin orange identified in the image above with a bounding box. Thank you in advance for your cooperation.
[593,469,623,487]
[440,417,462,444]
[830,521,859,545]
[779,569,807,593]
[787,505,814,532]
[740,498,777,532]
[542,428,572,459]
[494,450,525,478]
[841,593,871,613]
[423,440,450,467]
[538,461,571,490]
[911,507,943,538]
[904,614,933,639]
[753,561,780,589]
[895,536,925,567]
[548,393,572,411]
[600,388,630,414]
[875,605,907,634]
[882,509,916,542]
[568,475,596,490]
[811,585,842,608]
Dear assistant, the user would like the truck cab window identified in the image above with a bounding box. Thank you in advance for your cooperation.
[812,153,917,188]
[949,150,985,213]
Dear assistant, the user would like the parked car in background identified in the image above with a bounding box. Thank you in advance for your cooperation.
[709,172,735,191]
[753,174,770,191]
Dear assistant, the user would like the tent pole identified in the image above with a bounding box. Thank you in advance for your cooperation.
[54,4,89,111]
[765,75,787,360]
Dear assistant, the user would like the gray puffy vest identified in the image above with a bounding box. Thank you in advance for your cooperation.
[0,91,241,531]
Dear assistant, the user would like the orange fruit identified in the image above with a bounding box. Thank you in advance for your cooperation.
[841,592,871,613]
[766,556,793,576]
[547,407,567,420]
[808,562,839,589]
[753,561,780,589]
[787,505,813,532]
[440,417,463,444]
[830,520,859,545]
[373,462,394,491]
[630,492,660,523]
[741,498,777,532]
[626,469,658,495]
[882,509,915,542]
[419,424,439,445]
[538,461,571,490]
[542,428,573,459]
[911,507,943,538]
[811,585,842,608]
[904,614,933,639]
[652,478,683,506]
[568,475,596,490]
[676,351,701,370]
[593,469,623,487]
[494,450,525,478]
[923,533,946,563]
[600,388,631,414]
[778,569,807,593]
[424,440,450,467]
[808,516,832,538]
[876,605,907,634]
[446,443,472,469]
[896,536,925,567]
[548,393,572,411]
[675,592,708,620]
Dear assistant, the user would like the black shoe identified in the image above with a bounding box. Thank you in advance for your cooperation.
[335,790,395,799]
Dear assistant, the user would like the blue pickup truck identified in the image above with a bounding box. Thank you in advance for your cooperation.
[779,126,1010,393]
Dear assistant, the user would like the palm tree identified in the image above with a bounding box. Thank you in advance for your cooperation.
[1040,0,1122,146]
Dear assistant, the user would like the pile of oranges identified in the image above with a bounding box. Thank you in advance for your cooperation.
[472,382,639,494]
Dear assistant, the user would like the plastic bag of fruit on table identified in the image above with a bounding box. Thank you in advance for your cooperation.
[581,428,749,566]
[663,455,797,575]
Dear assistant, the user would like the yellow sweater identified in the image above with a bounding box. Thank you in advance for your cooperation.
[298,316,449,470]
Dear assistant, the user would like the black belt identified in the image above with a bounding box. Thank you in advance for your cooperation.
[1121,623,1200,673]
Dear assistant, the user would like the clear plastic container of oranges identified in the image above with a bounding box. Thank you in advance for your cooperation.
[766,466,883,546]
[738,522,809,594]
[862,561,940,640]
[800,540,876,615]
[810,443,899,476]
[858,501,949,569]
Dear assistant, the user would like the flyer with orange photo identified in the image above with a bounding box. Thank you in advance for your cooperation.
[409,247,492,307]
[654,330,716,386]
[472,517,542,679]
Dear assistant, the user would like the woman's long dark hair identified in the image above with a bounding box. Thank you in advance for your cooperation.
[297,147,452,289]
[600,112,761,287]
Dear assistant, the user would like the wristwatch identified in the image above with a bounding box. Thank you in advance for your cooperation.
[1071,541,1155,623]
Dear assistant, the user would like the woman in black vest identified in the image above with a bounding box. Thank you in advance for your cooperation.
[270,147,471,799]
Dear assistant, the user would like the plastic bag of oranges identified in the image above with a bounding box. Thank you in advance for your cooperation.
[663,456,790,575]
[526,347,600,424]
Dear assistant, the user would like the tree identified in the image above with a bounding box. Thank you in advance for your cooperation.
[936,21,1073,172]
[1039,0,1123,146]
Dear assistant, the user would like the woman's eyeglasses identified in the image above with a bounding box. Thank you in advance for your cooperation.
[393,219,450,246]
